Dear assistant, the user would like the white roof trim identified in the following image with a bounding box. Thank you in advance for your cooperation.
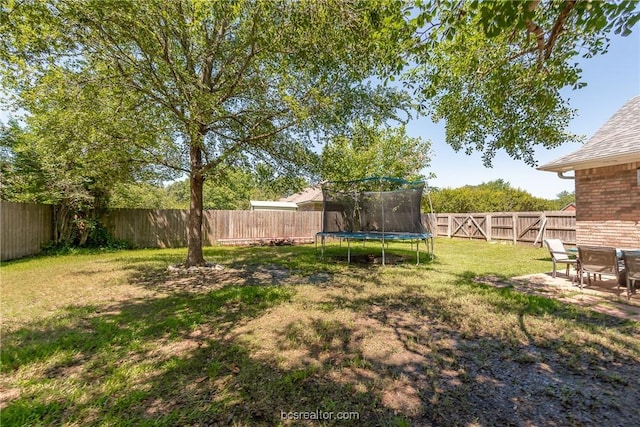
[538,153,640,172]
[249,201,298,209]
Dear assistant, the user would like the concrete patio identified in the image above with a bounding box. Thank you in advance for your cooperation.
[479,270,640,322]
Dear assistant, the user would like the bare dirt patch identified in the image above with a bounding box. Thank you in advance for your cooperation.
[329,253,408,265]
[0,388,21,410]
[130,263,334,294]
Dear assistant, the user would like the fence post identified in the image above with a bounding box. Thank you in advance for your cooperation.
[512,213,517,244]
[447,214,452,238]
[533,213,547,247]
[486,214,492,241]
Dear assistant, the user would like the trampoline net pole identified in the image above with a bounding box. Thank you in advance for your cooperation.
[380,178,385,265]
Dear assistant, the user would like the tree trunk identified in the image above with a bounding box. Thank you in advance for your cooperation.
[186,140,207,267]
[54,202,72,246]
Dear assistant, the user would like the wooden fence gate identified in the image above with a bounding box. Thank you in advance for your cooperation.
[449,214,489,240]
[434,211,576,246]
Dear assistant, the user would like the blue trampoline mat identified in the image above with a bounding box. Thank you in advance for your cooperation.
[316,231,432,240]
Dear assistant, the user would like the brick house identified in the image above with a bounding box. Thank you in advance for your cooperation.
[538,95,640,248]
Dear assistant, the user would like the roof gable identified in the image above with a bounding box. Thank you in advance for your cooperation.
[279,186,323,204]
[538,95,640,172]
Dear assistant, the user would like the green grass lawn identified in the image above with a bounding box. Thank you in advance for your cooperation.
[2,239,639,426]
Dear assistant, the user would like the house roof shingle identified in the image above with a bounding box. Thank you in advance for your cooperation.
[538,95,640,172]
[279,186,323,205]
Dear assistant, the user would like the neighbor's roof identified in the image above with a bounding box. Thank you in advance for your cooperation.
[538,95,640,172]
[279,186,323,205]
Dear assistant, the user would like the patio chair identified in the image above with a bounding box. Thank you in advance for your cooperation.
[544,239,577,281]
[577,246,625,290]
[622,251,640,299]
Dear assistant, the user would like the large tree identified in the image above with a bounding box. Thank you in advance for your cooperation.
[0,65,169,246]
[407,0,640,166]
[2,0,412,265]
[319,121,432,183]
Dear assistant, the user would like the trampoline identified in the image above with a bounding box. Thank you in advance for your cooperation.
[316,177,434,265]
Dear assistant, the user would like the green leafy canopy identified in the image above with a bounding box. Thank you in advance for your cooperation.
[407,0,640,167]
[1,0,415,265]
[319,120,433,183]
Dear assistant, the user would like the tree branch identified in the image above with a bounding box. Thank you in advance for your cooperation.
[545,0,577,60]
[524,0,545,69]
[216,17,259,106]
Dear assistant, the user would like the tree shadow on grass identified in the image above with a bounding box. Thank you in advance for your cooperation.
[1,272,412,426]
[114,244,411,293]
[282,272,640,426]
[105,244,437,294]
[9,248,639,426]
[435,270,640,423]
[455,270,636,327]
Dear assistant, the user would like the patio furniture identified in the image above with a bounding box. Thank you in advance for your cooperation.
[622,251,640,299]
[544,239,577,281]
[577,246,625,290]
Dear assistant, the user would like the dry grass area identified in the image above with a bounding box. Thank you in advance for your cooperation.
[1,240,639,426]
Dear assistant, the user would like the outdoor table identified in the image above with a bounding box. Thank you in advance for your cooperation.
[566,248,640,257]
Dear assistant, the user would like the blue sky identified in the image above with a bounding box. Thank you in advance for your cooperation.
[408,28,640,199]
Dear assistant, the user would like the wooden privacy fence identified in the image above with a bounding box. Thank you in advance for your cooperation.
[1,204,324,260]
[434,211,576,245]
[102,209,323,248]
[1,202,576,261]
[1,201,53,261]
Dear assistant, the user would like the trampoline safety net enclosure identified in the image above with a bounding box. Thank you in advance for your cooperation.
[316,177,434,265]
